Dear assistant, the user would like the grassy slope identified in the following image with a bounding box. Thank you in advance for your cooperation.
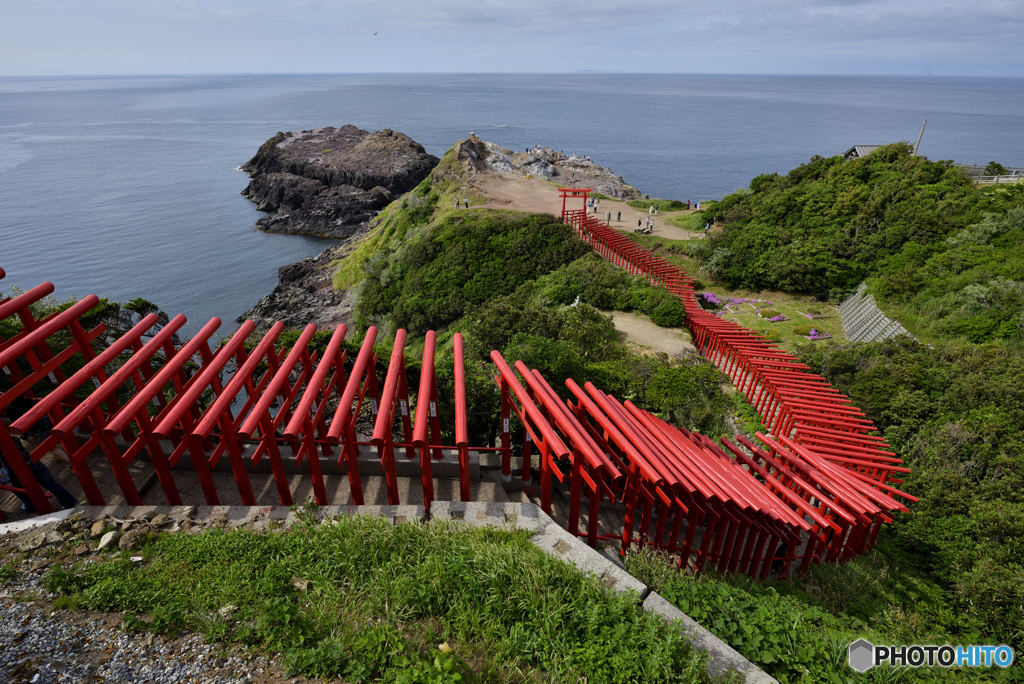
[40,514,721,683]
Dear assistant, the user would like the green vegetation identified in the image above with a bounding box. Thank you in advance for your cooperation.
[660,144,1024,673]
[664,212,705,232]
[627,198,689,212]
[422,253,733,449]
[868,206,1024,343]
[644,361,733,436]
[627,549,1007,684]
[329,145,743,449]
[695,143,1024,309]
[797,337,1024,652]
[356,211,591,336]
[44,514,721,683]
[984,161,1008,176]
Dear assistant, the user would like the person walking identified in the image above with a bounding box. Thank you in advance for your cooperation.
[648,205,654,216]
[687,200,691,210]
[638,219,642,229]
[464,198,469,209]
[617,210,621,222]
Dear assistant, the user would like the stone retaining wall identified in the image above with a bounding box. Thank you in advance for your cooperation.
[839,283,911,343]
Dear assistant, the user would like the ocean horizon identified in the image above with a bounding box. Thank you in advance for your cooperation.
[3,73,1022,331]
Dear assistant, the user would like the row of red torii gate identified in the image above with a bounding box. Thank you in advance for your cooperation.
[0,189,915,579]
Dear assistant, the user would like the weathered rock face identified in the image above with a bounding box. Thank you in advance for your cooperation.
[240,236,360,330]
[241,125,439,238]
[459,138,642,200]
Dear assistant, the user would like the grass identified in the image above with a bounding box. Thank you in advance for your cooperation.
[626,548,1011,684]
[0,561,17,585]
[702,292,847,351]
[42,513,726,684]
[664,213,705,232]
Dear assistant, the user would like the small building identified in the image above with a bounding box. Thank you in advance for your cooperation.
[843,145,885,161]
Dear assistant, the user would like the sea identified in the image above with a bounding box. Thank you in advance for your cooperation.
[2,73,1022,335]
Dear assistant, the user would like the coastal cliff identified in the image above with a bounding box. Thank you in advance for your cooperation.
[241,125,439,238]
[241,135,644,329]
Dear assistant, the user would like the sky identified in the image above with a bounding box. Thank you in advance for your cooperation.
[1,0,1022,76]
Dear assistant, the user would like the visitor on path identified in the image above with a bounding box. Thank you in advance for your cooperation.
[2,400,79,512]
[464,198,469,209]
[654,208,659,216]
[649,205,654,215]
[0,438,78,513]
[617,211,621,222]
[638,219,642,228]
[7,396,71,467]
[705,223,710,234]
[695,201,701,210]
[687,200,691,210]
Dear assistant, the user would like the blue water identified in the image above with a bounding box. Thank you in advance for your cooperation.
[2,74,1022,333]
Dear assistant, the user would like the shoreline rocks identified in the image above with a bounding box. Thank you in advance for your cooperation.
[239,236,361,329]
[241,125,439,238]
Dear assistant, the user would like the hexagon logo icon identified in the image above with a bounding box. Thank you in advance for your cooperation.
[848,639,875,672]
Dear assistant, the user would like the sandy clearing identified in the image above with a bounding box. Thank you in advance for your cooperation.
[464,171,704,242]
[606,310,697,358]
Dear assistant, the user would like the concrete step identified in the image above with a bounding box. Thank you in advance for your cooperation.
[140,472,507,507]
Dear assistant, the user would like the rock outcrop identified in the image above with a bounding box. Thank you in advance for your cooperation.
[458,138,642,200]
[241,125,439,238]
[240,238,360,330]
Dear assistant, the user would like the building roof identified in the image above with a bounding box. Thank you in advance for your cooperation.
[843,145,884,160]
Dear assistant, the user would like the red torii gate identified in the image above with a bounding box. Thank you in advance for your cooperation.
[1,240,914,576]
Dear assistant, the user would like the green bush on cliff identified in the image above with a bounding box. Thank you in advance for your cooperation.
[694,144,1024,302]
[644,361,732,436]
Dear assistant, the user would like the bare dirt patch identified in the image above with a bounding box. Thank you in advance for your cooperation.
[606,311,697,358]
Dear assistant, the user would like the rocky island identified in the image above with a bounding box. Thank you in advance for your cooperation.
[241,125,439,238]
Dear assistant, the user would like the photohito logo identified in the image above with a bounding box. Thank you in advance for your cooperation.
[848,639,1015,672]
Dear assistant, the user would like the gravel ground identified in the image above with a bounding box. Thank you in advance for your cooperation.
[0,515,339,684]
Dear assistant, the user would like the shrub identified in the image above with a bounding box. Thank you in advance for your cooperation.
[627,198,688,212]
[645,361,732,436]
[650,299,687,327]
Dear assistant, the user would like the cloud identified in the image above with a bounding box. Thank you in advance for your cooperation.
[0,0,1021,74]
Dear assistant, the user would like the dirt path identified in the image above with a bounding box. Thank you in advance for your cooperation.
[606,310,697,358]
[467,172,703,242]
